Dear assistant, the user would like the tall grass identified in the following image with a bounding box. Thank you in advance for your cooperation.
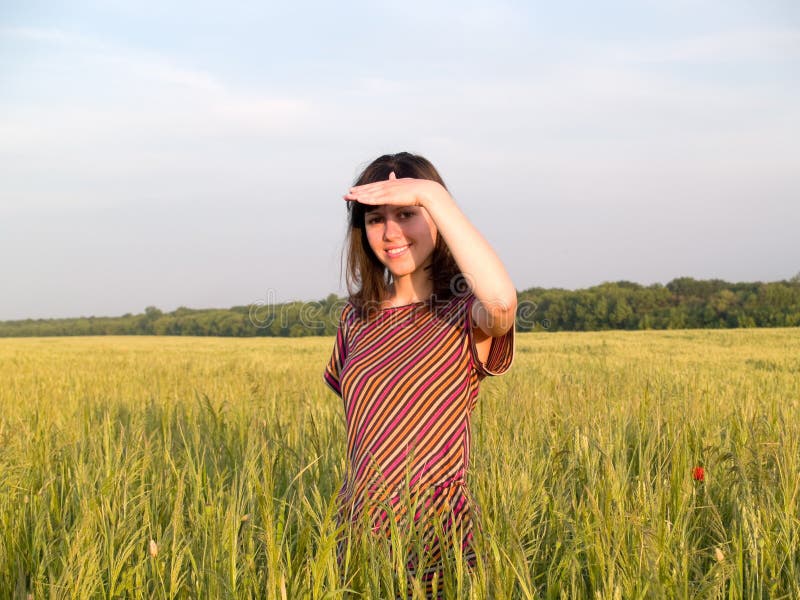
[1,329,798,598]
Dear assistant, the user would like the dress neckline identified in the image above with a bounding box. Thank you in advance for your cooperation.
[379,300,428,311]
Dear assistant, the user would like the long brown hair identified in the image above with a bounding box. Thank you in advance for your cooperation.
[343,152,466,321]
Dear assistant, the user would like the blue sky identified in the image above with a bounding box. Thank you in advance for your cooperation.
[1,1,798,319]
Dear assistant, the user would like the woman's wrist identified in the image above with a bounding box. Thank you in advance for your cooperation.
[420,180,453,211]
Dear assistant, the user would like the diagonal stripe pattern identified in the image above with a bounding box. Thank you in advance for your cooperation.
[323,291,515,595]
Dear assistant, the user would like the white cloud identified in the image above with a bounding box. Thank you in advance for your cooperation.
[601,27,800,64]
[0,26,313,148]
[0,25,97,47]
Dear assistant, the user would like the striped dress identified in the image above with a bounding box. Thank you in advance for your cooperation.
[323,290,515,594]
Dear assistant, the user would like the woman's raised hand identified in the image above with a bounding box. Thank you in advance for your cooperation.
[343,171,446,209]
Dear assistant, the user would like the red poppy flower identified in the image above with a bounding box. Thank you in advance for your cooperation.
[692,466,705,482]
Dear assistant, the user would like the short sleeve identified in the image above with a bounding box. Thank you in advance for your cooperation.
[465,294,516,379]
[323,303,351,397]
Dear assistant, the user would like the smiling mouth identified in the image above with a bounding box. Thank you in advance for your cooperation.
[386,244,410,258]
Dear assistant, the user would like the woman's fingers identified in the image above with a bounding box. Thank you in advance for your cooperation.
[344,174,418,205]
[344,182,388,202]
[349,182,386,194]
[343,189,388,204]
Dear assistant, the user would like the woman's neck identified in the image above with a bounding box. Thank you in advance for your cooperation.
[384,276,433,306]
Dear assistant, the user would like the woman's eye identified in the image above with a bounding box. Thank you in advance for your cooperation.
[366,212,413,225]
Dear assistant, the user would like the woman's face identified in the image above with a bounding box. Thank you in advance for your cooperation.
[364,204,438,280]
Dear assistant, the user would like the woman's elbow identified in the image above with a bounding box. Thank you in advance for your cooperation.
[487,298,517,337]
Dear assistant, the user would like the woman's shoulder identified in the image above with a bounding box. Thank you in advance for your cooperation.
[330,299,356,329]
[343,300,358,322]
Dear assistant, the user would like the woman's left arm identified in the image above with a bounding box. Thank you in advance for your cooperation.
[345,175,517,337]
[420,182,517,337]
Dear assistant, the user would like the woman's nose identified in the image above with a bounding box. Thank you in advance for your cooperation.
[382,217,402,240]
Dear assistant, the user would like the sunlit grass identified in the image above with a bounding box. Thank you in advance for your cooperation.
[1,329,799,598]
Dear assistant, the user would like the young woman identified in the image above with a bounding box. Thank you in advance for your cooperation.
[323,152,516,596]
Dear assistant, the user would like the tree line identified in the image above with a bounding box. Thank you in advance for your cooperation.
[1,276,798,338]
[517,276,800,332]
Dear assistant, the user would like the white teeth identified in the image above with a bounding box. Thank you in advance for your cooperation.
[387,245,409,256]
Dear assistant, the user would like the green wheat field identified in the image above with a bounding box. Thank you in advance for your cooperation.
[1,328,799,599]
